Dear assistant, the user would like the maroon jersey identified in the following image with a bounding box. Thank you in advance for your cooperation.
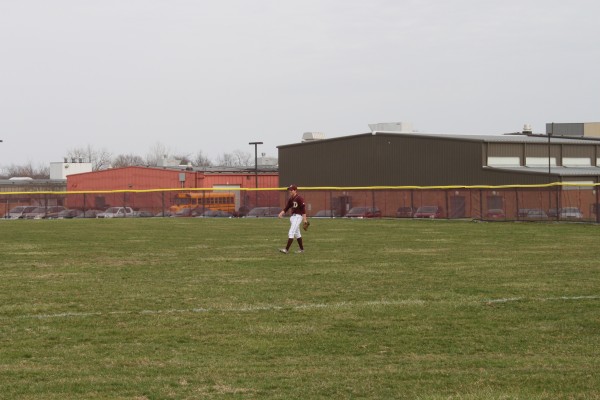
[283,194,306,215]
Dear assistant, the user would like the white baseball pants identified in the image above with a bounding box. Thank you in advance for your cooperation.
[288,214,303,239]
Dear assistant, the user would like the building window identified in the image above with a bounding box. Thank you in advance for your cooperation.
[563,158,591,167]
[487,157,520,167]
[525,157,556,167]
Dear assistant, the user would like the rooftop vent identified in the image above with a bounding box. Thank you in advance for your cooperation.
[368,122,413,133]
[522,124,533,134]
[302,132,326,142]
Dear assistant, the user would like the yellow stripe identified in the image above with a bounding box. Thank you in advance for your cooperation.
[1,181,599,195]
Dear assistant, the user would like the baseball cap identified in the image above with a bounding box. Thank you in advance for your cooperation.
[287,184,298,191]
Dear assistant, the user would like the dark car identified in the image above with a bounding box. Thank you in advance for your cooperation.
[198,210,233,218]
[526,209,548,220]
[485,209,505,220]
[313,209,341,218]
[57,209,84,219]
[234,205,250,217]
[75,209,103,218]
[413,206,443,219]
[517,209,530,218]
[345,207,382,218]
[135,210,155,217]
[246,207,281,217]
[396,206,416,218]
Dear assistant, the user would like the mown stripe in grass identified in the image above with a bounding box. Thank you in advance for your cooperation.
[9,295,598,320]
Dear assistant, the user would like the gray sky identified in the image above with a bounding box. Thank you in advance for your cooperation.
[1,0,599,168]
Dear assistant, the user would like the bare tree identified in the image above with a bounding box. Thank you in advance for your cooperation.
[112,154,145,168]
[173,153,193,166]
[1,162,49,178]
[65,145,112,171]
[215,150,252,167]
[145,142,172,166]
[193,150,212,167]
[215,153,235,167]
[233,150,252,167]
[96,150,112,170]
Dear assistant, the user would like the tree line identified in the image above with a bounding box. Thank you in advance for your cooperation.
[0,143,255,179]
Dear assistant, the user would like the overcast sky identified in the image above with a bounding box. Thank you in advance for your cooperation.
[1,0,599,167]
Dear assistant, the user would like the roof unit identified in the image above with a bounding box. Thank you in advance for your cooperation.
[546,122,600,138]
[368,122,413,134]
[302,132,326,142]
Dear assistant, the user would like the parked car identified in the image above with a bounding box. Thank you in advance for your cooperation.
[547,208,559,218]
[197,210,234,218]
[246,207,281,217]
[23,206,67,219]
[517,209,530,218]
[172,207,204,217]
[345,207,382,218]
[4,205,36,219]
[23,207,48,219]
[75,209,103,218]
[525,209,548,220]
[396,206,416,218]
[234,205,250,217]
[313,209,341,218]
[485,209,505,220]
[57,209,84,219]
[135,210,155,217]
[413,206,443,219]
[559,207,583,220]
[45,206,68,219]
[155,210,173,217]
[96,207,135,218]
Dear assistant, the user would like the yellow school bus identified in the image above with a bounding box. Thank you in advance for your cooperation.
[170,192,236,214]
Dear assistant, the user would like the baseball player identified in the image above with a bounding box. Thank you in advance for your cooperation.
[278,184,308,254]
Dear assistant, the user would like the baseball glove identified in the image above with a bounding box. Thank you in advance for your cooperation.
[303,221,310,231]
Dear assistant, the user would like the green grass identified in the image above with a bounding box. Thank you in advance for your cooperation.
[1,217,599,399]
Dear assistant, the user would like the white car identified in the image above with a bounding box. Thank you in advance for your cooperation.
[96,207,135,218]
[4,205,36,219]
[559,207,583,220]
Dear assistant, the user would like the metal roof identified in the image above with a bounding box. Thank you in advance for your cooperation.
[375,132,600,145]
[0,179,66,185]
[279,131,600,148]
[485,166,600,177]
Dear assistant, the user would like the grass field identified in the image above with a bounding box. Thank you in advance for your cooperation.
[1,217,599,399]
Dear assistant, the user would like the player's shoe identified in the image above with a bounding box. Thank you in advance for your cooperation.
[279,249,289,254]
[295,250,304,254]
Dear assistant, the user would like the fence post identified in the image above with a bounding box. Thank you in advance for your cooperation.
[479,189,483,220]
[515,189,520,221]
[555,185,560,221]
[445,189,449,219]
[597,186,600,224]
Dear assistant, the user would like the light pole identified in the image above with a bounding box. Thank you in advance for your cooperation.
[548,123,555,219]
[249,141,263,207]
[548,122,553,182]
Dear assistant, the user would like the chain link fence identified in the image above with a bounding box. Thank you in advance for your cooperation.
[2,184,600,223]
